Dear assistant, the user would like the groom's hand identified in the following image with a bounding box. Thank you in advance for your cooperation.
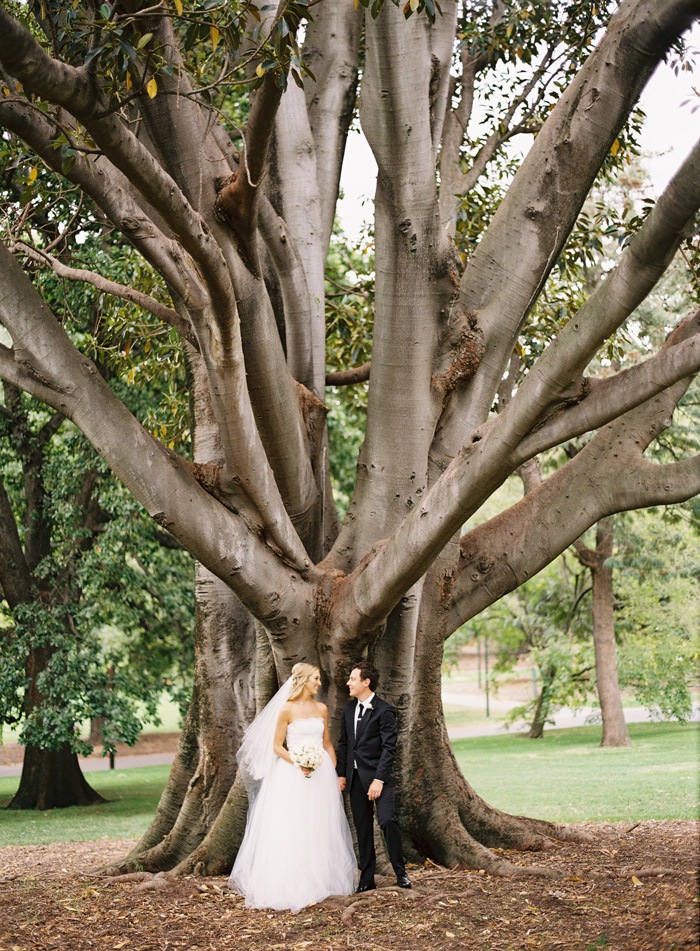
[367,779,384,801]
[338,776,346,792]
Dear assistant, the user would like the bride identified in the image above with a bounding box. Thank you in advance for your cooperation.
[228,663,358,912]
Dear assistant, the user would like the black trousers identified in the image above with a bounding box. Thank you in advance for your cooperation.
[350,769,406,885]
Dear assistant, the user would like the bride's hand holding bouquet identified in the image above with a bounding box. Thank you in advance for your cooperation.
[290,744,323,778]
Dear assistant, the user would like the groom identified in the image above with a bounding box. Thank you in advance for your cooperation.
[336,662,411,892]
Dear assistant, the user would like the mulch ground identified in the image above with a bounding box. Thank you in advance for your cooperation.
[0,820,697,951]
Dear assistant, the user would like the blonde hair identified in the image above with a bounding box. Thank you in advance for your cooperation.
[287,663,319,702]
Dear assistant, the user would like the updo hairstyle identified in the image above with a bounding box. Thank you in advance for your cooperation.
[287,662,320,702]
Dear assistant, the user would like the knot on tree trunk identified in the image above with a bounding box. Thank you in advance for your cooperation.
[295,380,329,457]
[213,173,241,227]
[432,310,485,396]
[213,172,258,274]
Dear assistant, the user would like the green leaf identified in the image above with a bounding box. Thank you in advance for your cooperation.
[118,38,138,61]
[84,45,105,65]
[61,154,76,176]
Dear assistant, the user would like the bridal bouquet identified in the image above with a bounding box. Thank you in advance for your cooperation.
[290,744,323,777]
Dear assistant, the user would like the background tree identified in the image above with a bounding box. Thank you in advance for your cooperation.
[0,0,698,874]
[609,506,699,720]
[0,203,195,809]
[448,503,699,738]
[445,549,595,738]
[572,518,631,746]
[0,388,195,809]
[0,390,108,808]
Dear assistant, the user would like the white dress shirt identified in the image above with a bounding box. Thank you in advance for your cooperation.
[353,692,375,771]
[354,692,375,735]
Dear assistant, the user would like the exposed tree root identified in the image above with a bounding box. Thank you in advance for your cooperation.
[99,872,155,885]
[99,718,201,876]
[624,866,686,877]
[340,895,375,927]
[169,773,248,877]
[401,652,585,871]
[411,797,547,876]
[587,865,690,880]
[508,816,596,845]
[100,720,247,877]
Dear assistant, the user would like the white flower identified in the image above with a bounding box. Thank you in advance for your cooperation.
[290,744,323,776]
[365,702,373,711]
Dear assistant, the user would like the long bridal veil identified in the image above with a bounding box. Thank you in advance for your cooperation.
[236,676,293,806]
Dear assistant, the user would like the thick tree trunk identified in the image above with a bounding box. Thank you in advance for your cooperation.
[590,520,631,747]
[8,743,105,810]
[8,644,105,810]
[110,563,591,877]
[109,573,257,873]
[397,560,589,874]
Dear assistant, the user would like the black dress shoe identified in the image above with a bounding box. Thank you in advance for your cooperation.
[356,882,376,893]
[396,875,412,888]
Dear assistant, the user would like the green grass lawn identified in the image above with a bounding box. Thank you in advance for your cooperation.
[0,722,697,847]
[453,721,699,823]
[442,705,494,729]
[0,765,170,847]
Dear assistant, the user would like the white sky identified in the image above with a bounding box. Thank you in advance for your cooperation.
[338,30,699,240]
[637,33,699,193]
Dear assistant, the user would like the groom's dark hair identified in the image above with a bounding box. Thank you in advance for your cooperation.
[352,662,379,692]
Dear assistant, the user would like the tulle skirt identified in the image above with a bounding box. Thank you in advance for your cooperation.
[228,750,358,912]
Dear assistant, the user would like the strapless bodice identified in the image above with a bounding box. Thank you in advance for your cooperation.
[286,716,323,751]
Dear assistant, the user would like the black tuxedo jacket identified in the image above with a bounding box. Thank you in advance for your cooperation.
[336,695,397,791]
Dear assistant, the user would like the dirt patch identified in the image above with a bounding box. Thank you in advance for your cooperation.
[0,821,696,950]
[0,733,181,768]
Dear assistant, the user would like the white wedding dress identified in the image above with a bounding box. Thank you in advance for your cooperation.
[228,717,358,912]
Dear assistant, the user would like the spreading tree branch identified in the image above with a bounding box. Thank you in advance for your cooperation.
[502,138,700,454]
[515,312,700,463]
[0,99,204,314]
[0,11,314,569]
[13,243,199,349]
[0,8,237,329]
[445,353,700,634]
[326,363,371,387]
[215,73,284,272]
[0,244,319,623]
[302,0,361,251]
[434,0,700,459]
[339,137,700,631]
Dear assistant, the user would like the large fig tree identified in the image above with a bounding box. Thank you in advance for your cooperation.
[0,0,698,875]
